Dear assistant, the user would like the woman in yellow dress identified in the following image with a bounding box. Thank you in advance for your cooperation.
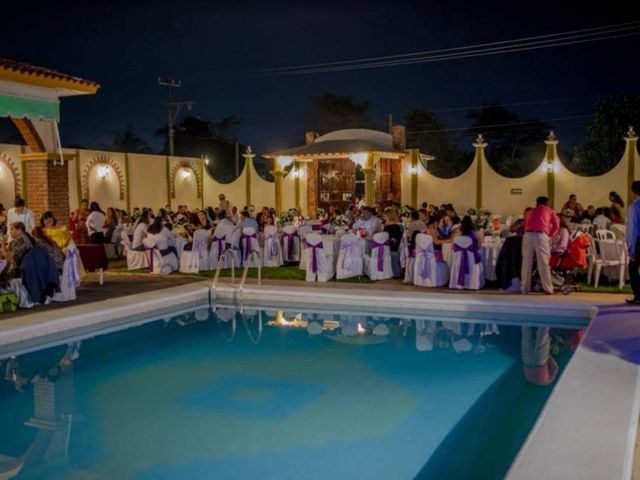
[41,211,72,253]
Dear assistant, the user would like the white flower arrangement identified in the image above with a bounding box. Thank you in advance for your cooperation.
[468,207,492,230]
[279,208,297,225]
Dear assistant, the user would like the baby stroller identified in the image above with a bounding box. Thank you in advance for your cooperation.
[532,232,590,295]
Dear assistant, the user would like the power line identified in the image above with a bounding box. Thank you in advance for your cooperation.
[259,20,640,73]
[259,26,640,75]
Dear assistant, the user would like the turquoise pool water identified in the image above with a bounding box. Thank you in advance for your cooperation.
[0,305,581,479]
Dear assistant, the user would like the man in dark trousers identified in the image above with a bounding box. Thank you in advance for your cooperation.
[626,181,640,305]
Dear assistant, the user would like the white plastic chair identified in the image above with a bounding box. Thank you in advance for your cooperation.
[53,244,82,302]
[143,237,178,274]
[595,229,616,241]
[363,232,393,280]
[240,227,260,268]
[592,237,627,288]
[448,235,485,290]
[282,225,301,263]
[304,233,335,282]
[179,229,210,273]
[123,233,148,270]
[336,233,363,279]
[402,232,416,284]
[227,228,243,268]
[262,225,284,267]
[413,234,449,287]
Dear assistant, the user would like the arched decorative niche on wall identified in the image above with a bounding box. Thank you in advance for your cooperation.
[0,152,21,198]
[82,156,126,201]
[169,160,202,199]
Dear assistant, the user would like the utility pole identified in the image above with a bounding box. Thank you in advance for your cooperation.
[158,77,194,157]
[388,113,393,133]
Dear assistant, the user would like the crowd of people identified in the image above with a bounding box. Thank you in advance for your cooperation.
[0,183,639,310]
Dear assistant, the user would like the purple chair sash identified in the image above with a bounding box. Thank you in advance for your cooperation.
[340,240,360,271]
[265,233,279,257]
[66,249,81,289]
[416,246,434,279]
[311,224,323,231]
[212,235,225,261]
[283,231,299,259]
[371,239,389,272]
[241,232,257,261]
[453,243,480,286]
[306,240,323,273]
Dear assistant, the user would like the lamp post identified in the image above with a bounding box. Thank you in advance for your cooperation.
[410,149,419,208]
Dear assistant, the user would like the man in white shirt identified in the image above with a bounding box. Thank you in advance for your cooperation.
[355,195,366,210]
[354,207,381,236]
[7,198,35,241]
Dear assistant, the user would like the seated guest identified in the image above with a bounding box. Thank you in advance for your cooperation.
[104,207,118,241]
[183,213,208,251]
[0,203,6,236]
[256,206,270,231]
[145,217,178,257]
[32,227,65,273]
[354,207,381,236]
[156,208,173,230]
[132,211,150,251]
[239,209,259,232]
[561,194,584,222]
[4,222,34,278]
[86,202,106,244]
[454,215,482,245]
[41,211,72,252]
[196,210,211,230]
[212,210,236,246]
[550,210,572,258]
[609,191,625,224]
[579,205,596,223]
[205,207,216,226]
[509,208,533,236]
[406,210,425,237]
[344,205,355,226]
[436,212,453,239]
[383,207,403,252]
[593,207,611,230]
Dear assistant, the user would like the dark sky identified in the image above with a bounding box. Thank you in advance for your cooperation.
[1,0,638,154]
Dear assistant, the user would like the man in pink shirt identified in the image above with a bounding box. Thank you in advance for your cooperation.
[521,196,560,294]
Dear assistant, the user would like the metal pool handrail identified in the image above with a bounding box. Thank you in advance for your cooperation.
[210,248,236,304]
[239,250,262,294]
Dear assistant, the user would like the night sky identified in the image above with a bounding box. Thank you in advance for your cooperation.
[1,0,638,154]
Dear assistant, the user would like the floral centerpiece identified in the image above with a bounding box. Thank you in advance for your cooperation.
[279,208,297,225]
[333,214,349,227]
[467,207,492,230]
[316,208,326,220]
[400,206,412,221]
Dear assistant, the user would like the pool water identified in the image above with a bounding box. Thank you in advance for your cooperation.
[0,305,580,479]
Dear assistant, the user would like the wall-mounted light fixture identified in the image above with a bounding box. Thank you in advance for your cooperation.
[97,165,111,178]
[181,169,192,179]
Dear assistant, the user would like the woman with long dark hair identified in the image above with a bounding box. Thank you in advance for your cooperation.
[609,191,625,224]
[86,201,106,244]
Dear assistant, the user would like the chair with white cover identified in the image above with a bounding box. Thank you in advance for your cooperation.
[298,224,313,270]
[402,233,416,283]
[143,237,178,274]
[53,243,82,302]
[226,228,243,267]
[179,229,210,273]
[363,232,393,280]
[123,234,148,270]
[209,231,227,269]
[304,233,335,282]
[282,225,301,263]
[448,235,485,290]
[336,233,363,279]
[240,227,260,267]
[592,237,627,288]
[263,225,284,267]
[413,234,449,287]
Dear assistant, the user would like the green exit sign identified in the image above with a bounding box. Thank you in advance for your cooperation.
[511,188,523,195]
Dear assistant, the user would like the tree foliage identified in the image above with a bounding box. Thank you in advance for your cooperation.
[567,95,640,176]
[405,109,472,179]
[104,124,152,153]
[466,104,552,178]
[307,92,371,134]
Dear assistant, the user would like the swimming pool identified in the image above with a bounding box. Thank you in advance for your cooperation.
[0,303,584,479]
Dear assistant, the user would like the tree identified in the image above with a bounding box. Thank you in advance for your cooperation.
[466,104,552,178]
[105,124,151,153]
[569,95,640,176]
[156,116,246,183]
[405,109,472,179]
[307,92,371,134]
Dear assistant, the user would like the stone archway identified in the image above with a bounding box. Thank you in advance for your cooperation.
[0,152,22,198]
[169,160,201,199]
[81,156,126,201]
